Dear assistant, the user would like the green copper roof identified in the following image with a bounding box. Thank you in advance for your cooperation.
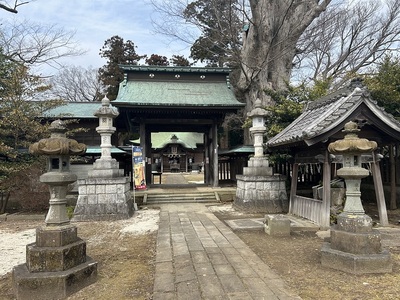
[85,146,128,154]
[119,65,232,73]
[132,132,204,149]
[219,145,254,155]
[43,102,103,118]
[114,81,243,107]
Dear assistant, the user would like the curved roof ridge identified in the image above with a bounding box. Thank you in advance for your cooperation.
[302,87,363,139]
[266,84,400,148]
[119,65,232,73]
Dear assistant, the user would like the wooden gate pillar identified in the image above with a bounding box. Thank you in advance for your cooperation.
[321,150,331,229]
[212,122,219,187]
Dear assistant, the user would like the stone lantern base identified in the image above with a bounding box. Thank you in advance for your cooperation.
[321,214,392,274]
[234,157,288,213]
[73,177,133,221]
[13,225,97,300]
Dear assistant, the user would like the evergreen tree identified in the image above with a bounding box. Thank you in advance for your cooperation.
[170,55,191,67]
[99,36,146,100]
[183,0,241,67]
[263,81,329,138]
[145,54,169,66]
[365,55,400,120]
[0,52,61,213]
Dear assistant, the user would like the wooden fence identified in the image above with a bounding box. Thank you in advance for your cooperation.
[290,195,324,224]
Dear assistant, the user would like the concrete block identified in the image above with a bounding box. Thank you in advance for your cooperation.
[86,193,97,205]
[105,184,117,194]
[78,185,87,194]
[76,195,88,205]
[264,214,290,236]
[95,184,106,194]
[87,185,96,194]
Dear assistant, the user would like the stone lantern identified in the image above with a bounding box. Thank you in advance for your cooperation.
[33,120,86,226]
[73,96,132,221]
[321,121,392,274]
[88,95,122,178]
[330,121,374,215]
[248,98,268,158]
[234,99,288,213]
[13,120,97,300]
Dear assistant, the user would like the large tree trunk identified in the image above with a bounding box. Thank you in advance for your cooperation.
[238,0,331,144]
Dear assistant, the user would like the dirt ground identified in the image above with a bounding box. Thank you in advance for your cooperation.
[216,204,400,300]
[0,217,157,300]
[1,203,400,300]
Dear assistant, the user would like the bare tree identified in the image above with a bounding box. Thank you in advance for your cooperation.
[0,0,29,13]
[151,0,246,67]
[238,1,331,109]
[152,0,331,105]
[0,19,85,69]
[50,66,104,102]
[295,0,400,88]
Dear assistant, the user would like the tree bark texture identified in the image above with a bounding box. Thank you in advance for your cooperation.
[238,0,331,116]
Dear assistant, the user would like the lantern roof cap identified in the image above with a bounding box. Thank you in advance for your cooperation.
[328,121,377,154]
[29,119,86,156]
[94,96,119,118]
[247,98,268,118]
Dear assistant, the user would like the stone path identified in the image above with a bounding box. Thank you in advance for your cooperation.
[153,203,301,299]
[164,173,189,185]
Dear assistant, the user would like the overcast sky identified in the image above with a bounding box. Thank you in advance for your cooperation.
[2,0,191,74]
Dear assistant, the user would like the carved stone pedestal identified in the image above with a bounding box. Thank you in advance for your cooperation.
[13,226,97,299]
[235,157,288,213]
[73,177,133,221]
[321,214,392,274]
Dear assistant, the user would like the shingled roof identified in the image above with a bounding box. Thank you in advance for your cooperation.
[132,132,204,150]
[266,79,400,149]
[112,65,244,110]
[44,102,100,119]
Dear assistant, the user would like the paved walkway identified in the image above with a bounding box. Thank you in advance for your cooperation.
[164,173,189,185]
[152,203,301,300]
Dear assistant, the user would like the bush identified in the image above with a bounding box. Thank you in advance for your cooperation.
[10,161,49,213]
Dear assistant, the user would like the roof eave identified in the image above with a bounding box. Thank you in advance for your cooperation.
[119,65,232,74]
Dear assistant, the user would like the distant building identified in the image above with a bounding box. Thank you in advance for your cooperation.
[45,66,244,187]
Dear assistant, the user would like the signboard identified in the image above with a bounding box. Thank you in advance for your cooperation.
[132,146,146,190]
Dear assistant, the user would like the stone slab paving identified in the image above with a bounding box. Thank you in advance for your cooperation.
[153,204,301,300]
[225,216,320,231]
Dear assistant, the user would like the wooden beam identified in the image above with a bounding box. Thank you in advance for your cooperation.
[212,122,219,187]
[372,151,389,226]
[390,145,397,210]
[289,163,299,214]
[204,132,210,185]
[321,150,331,229]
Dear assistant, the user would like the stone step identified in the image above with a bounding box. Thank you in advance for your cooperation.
[144,192,218,204]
